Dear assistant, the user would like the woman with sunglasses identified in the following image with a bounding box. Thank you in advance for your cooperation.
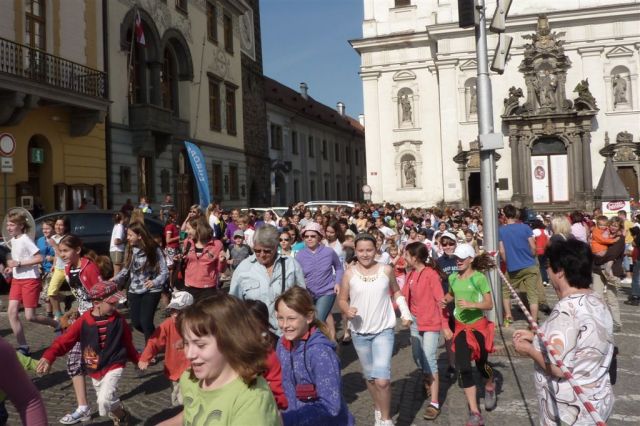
[278,230,294,257]
[439,244,497,426]
[296,223,344,324]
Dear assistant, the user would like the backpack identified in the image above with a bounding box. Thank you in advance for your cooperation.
[535,230,548,255]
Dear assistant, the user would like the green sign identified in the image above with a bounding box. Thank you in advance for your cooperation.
[30,147,44,164]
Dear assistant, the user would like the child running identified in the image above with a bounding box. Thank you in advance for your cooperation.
[37,281,139,425]
[440,244,497,426]
[138,291,194,407]
[5,208,58,356]
[158,293,280,425]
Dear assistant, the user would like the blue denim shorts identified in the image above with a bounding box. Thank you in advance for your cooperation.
[351,327,395,380]
[409,320,440,376]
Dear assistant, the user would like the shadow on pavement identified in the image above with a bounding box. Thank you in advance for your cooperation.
[144,406,183,425]
[120,372,170,401]
[341,371,367,404]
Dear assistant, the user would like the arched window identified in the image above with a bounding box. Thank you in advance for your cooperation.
[161,48,178,112]
[611,65,631,110]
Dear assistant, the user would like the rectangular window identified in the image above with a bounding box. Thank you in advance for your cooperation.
[395,0,411,7]
[310,180,316,199]
[346,147,350,164]
[334,143,340,161]
[212,163,223,200]
[225,83,237,135]
[229,164,239,200]
[208,76,221,131]
[322,140,328,160]
[270,124,283,150]
[324,180,329,198]
[291,131,299,154]
[355,148,359,165]
[223,13,233,54]
[308,136,315,157]
[175,0,188,13]
[293,179,300,201]
[26,0,46,50]
[206,2,218,43]
[137,155,153,200]
[336,182,341,199]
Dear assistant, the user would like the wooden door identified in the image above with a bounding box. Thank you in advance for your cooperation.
[617,166,639,201]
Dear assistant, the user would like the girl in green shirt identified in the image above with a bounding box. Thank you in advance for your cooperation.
[158,293,280,426]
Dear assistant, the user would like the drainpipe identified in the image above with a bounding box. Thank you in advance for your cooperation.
[102,0,113,209]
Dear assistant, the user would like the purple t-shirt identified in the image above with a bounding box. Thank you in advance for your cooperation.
[295,245,344,298]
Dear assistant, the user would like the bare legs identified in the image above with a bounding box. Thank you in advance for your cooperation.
[8,302,57,347]
[367,379,392,420]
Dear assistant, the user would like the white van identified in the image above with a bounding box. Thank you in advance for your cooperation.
[303,201,356,213]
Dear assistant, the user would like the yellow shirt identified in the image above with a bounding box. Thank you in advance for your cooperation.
[624,220,634,244]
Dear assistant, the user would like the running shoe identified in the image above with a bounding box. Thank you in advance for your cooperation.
[423,404,441,420]
[59,406,91,425]
[466,411,484,426]
[484,388,497,411]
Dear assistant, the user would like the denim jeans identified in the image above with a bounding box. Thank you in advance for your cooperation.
[409,320,440,376]
[314,294,336,322]
[631,260,640,297]
[351,327,395,380]
[127,291,161,341]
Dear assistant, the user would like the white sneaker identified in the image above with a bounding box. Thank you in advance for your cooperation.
[621,278,632,285]
[379,420,394,426]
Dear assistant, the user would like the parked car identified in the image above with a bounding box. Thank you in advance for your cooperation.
[34,210,164,256]
[241,207,286,222]
[303,201,356,213]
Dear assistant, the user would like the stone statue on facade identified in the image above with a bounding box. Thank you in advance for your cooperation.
[573,79,596,107]
[469,86,477,115]
[400,94,412,123]
[613,74,628,106]
[534,69,557,108]
[403,160,416,187]
[503,86,524,113]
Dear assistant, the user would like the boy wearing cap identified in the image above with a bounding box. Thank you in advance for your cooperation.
[37,281,139,425]
[229,230,253,271]
[138,291,194,406]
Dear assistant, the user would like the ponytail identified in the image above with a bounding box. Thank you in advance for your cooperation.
[471,252,496,273]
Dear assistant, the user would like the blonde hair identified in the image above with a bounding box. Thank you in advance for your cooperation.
[551,214,572,238]
[7,209,30,234]
[275,286,333,342]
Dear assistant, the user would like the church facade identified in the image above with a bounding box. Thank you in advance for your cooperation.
[351,0,640,210]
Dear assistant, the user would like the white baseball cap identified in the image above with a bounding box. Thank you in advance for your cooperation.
[166,291,194,311]
[453,244,476,260]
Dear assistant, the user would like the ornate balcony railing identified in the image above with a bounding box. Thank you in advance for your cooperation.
[0,37,106,99]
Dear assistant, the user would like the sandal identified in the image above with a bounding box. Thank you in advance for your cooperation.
[423,404,441,420]
[59,406,91,424]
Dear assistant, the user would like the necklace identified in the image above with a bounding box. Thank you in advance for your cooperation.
[354,264,379,283]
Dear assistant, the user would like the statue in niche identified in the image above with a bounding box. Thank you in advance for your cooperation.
[534,69,556,108]
[400,94,412,123]
[613,75,628,106]
[403,160,416,187]
[469,86,477,115]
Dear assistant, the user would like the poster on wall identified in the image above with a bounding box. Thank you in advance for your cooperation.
[602,200,631,218]
[550,155,569,202]
[531,156,549,203]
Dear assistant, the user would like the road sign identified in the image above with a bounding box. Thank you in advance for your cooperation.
[0,133,16,157]
[1,157,14,173]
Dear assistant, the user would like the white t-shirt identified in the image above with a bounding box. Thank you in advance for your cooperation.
[52,234,66,270]
[348,263,396,334]
[110,223,125,252]
[244,228,255,249]
[378,225,396,239]
[10,234,40,279]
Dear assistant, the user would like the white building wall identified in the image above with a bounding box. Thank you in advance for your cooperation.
[355,0,640,206]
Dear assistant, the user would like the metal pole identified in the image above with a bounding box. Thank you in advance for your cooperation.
[474,0,502,323]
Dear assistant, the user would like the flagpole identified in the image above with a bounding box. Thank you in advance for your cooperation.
[127,7,137,104]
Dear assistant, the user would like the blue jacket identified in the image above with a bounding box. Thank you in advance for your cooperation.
[36,236,55,274]
[276,328,354,426]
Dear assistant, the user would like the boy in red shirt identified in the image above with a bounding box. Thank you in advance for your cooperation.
[37,281,139,425]
[138,291,193,406]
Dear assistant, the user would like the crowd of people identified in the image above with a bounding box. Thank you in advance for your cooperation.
[0,199,638,425]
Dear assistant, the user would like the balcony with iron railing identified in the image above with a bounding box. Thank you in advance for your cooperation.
[0,36,107,100]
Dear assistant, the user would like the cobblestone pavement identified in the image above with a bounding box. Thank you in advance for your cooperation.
[1,284,638,425]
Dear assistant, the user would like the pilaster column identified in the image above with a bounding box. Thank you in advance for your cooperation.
[577,47,605,108]
[509,133,521,198]
[582,132,594,200]
[361,72,382,202]
[570,135,583,200]
[435,58,459,203]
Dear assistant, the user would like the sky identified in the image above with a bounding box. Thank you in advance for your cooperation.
[260,0,365,118]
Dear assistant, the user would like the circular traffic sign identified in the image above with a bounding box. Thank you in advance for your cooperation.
[0,133,16,157]
[361,184,372,194]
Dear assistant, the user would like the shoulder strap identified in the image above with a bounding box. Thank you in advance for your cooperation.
[280,256,287,294]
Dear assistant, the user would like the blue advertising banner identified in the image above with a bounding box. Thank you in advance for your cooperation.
[184,141,211,208]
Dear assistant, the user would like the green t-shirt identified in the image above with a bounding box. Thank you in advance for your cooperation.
[179,372,279,426]
[448,271,491,324]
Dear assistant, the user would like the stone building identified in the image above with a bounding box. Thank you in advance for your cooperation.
[0,0,109,213]
[264,78,366,205]
[351,0,640,210]
[107,0,251,216]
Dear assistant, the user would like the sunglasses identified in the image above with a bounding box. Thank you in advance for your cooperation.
[441,241,456,247]
[280,238,291,242]
[254,249,273,255]
[304,234,319,239]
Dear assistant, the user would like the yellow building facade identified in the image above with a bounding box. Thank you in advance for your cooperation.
[0,0,108,215]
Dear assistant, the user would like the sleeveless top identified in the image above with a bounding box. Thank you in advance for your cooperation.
[348,263,396,334]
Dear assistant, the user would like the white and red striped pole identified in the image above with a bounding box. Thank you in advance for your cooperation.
[490,252,608,426]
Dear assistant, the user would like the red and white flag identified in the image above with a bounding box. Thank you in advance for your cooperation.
[134,10,146,46]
